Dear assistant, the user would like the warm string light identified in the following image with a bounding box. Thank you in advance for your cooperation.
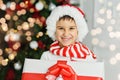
[8,54,15,60]
[20,2,25,8]
[0,18,8,32]
[25,31,32,36]
[5,48,17,59]
[5,14,11,20]
[5,48,13,54]
[22,22,30,30]
[17,9,27,16]
[12,42,21,50]
[1,59,8,66]
[0,0,6,10]
[26,36,32,41]
[9,2,16,10]
[0,56,3,64]
[36,32,43,38]
[0,49,3,55]
[28,17,35,27]
[17,25,22,30]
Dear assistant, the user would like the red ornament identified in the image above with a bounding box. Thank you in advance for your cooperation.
[5,68,15,80]
[56,0,64,2]
[7,41,20,51]
[32,12,40,18]
[39,16,46,26]
[32,13,46,26]
[16,4,22,10]
[6,8,14,15]
[38,41,45,50]
[56,0,70,4]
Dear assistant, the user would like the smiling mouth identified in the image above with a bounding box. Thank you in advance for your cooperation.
[62,37,71,41]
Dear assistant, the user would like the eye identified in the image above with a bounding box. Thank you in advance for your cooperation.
[57,27,64,30]
[69,27,76,30]
[59,27,63,29]
[70,28,74,29]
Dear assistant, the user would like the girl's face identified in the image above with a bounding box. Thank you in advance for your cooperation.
[55,19,78,47]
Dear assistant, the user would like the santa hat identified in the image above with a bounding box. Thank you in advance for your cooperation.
[46,4,88,42]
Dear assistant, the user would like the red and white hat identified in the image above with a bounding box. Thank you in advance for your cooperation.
[46,4,88,42]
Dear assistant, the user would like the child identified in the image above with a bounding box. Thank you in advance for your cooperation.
[40,4,96,62]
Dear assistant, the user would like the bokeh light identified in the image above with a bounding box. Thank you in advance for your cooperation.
[99,8,106,14]
[118,73,120,80]
[107,26,113,32]
[109,57,117,65]
[0,49,3,55]
[92,38,99,45]
[108,1,113,7]
[96,17,105,24]
[116,3,120,11]
[115,53,120,60]
[109,44,116,51]
[22,22,29,30]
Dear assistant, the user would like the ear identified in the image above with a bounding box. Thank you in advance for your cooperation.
[76,30,79,42]
[77,30,79,36]
[54,31,57,40]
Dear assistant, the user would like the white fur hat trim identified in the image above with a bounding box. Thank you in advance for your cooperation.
[46,4,88,42]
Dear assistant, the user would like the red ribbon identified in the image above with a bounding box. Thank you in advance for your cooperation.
[46,60,77,80]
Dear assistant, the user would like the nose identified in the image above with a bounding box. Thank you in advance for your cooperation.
[63,29,69,36]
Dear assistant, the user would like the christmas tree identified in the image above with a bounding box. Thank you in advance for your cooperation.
[0,0,79,80]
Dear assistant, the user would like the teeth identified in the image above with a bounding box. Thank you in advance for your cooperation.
[62,38,70,41]
[62,38,69,39]
[62,37,71,41]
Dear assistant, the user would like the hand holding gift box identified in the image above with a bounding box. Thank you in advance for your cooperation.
[21,58,104,80]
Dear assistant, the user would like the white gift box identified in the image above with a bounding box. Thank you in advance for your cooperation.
[22,58,104,80]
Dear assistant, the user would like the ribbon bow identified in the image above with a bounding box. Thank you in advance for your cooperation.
[46,61,77,80]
